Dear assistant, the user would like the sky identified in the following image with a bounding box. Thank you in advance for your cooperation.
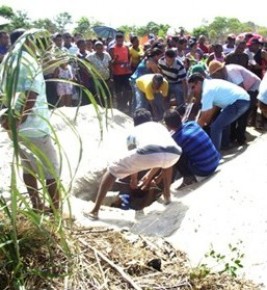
[2,0,267,31]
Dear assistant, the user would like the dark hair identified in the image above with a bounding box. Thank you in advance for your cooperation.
[171,36,179,43]
[76,39,86,47]
[178,37,187,44]
[133,108,152,126]
[163,109,182,129]
[188,38,197,48]
[151,41,165,50]
[188,73,204,84]
[52,32,62,40]
[152,73,164,86]
[165,49,176,58]
[130,35,138,43]
[145,47,163,58]
[63,32,72,38]
[10,28,26,45]
[116,30,124,38]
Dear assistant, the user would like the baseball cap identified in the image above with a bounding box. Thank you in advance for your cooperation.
[191,63,207,75]
[94,40,103,46]
[246,36,262,46]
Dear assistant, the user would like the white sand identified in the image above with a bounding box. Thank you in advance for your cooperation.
[1,105,267,287]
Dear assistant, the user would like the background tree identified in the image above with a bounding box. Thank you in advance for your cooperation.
[73,16,91,37]
[208,29,218,44]
[192,26,209,39]
[0,5,15,19]
[33,18,57,34]
[9,10,31,30]
[208,16,228,40]
[54,12,72,33]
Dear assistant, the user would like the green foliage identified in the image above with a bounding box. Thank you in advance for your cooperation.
[258,27,267,38]
[0,28,107,289]
[54,12,72,33]
[117,25,135,36]
[73,17,105,38]
[33,18,57,34]
[192,26,209,39]
[73,16,91,37]
[192,16,267,43]
[9,10,32,30]
[190,241,245,281]
[0,5,15,19]
[135,22,169,37]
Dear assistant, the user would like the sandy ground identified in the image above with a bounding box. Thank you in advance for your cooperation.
[1,106,267,287]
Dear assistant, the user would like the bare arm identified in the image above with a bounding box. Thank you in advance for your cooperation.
[197,106,219,127]
[138,168,160,190]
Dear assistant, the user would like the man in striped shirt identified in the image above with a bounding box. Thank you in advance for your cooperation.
[164,109,220,188]
[158,49,187,108]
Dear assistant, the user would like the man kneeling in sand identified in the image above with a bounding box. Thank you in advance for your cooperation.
[164,109,220,188]
[85,108,182,220]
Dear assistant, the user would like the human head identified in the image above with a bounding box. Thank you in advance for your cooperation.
[130,35,139,48]
[133,108,153,126]
[52,32,62,48]
[235,38,246,53]
[146,47,163,59]
[10,28,26,45]
[163,109,182,130]
[190,63,208,78]
[0,31,9,47]
[198,35,207,44]
[187,73,205,101]
[115,31,124,46]
[86,39,94,51]
[208,60,226,79]
[77,39,86,51]
[94,40,104,53]
[188,37,197,49]
[152,73,164,90]
[164,49,176,66]
[212,43,223,55]
[226,34,236,47]
[246,36,262,52]
[63,32,73,46]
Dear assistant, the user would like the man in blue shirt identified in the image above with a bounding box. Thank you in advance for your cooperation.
[164,109,220,188]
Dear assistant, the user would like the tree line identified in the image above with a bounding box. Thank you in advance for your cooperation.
[1,5,267,41]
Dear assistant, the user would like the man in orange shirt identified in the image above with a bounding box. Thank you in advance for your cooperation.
[109,31,132,112]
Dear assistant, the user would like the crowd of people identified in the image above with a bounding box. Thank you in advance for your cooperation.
[1,28,267,218]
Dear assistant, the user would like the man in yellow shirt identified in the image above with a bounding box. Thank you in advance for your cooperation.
[135,73,169,121]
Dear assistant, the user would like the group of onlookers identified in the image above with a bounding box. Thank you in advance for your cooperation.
[1,28,267,218]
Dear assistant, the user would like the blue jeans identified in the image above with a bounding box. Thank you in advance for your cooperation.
[134,87,165,121]
[168,82,185,108]
[210,100,250,150]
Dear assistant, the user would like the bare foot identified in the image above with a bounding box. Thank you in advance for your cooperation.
[163,196,171,205]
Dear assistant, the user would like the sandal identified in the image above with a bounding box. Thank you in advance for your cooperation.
[84,211,99,220]
[177,176,197,189]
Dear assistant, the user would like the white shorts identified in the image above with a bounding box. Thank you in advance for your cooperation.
[19,135,60,180]
[108,146,181,179]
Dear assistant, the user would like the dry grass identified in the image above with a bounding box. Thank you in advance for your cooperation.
[0,214,263,290]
